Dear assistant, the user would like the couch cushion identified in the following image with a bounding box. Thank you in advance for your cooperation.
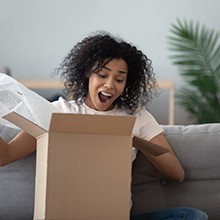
[0,154,36,220]
[131,123,220,220]
[0,125,36,220]
[163,123,220,180]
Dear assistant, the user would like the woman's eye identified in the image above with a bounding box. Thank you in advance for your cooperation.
[97,73,106,78]
[116,79,124,83]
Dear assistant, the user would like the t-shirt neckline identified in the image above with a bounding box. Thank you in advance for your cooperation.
[82,102,117,114]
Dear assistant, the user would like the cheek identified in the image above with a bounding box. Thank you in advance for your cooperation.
[118,83,126,95]
[89,75,101,87]
[88,76,97,91]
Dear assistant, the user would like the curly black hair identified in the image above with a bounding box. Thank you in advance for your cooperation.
[56,31,158,114]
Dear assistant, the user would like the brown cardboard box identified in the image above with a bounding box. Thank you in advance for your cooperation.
[4,112,168,220]
[4,113,136,220]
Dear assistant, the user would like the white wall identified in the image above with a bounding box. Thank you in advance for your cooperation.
[1,0,219,124]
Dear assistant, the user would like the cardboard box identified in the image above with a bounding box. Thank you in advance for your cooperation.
[4,113,136,220]
[4,112,169,220]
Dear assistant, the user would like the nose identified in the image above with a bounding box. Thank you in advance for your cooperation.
[104,83,113,89]
[104,79,114,89]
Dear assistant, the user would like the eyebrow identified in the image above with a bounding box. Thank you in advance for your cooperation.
[102,66,127,74]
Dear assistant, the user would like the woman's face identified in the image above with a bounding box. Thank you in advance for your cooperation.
[85,58,128,111]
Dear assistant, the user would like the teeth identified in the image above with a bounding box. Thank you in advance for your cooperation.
[101,91,112,97]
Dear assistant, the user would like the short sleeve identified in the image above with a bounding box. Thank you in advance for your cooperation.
[132,107,163,141]
[52,97,77,113]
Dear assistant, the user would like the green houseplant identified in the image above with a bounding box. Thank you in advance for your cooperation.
[168,19,220,123]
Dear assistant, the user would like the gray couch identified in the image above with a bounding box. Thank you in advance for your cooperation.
[0,123,220,220]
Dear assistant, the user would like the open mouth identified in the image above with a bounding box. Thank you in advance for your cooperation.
[98,91,113,103]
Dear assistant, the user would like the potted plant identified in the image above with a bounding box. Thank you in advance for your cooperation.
[167,19,220,123]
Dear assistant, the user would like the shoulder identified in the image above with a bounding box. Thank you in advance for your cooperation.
[52,97,81,113]
[132,107,163,140]
[133,107,158,123]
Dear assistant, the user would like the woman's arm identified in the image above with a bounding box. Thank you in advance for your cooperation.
[0,130,36,166]
[143,133,185,182]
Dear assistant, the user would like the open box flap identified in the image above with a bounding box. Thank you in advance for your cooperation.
[49,113,136,135]
[3,112,46,137]
[133,136,169,156]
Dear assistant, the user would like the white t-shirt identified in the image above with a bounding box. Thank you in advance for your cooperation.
[52,97,163,161]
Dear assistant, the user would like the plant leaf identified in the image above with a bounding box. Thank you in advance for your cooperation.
[168,19,220,123]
